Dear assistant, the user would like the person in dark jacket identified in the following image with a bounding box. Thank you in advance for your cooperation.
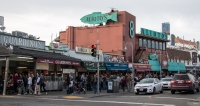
[12,73,18,93]
[31,73,36,92]
[0,75,3,93]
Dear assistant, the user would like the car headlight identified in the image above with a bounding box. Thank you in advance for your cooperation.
[168,82,171,86]
[148,85,153,88]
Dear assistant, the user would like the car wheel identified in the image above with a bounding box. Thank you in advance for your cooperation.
[160,87,163,93]
[196,88,199,92]
[171,90,175,94]
[153,87,156,94]
[135,92,139,95]
[191,87,195,94]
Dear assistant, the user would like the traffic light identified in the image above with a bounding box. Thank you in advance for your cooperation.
[91,44,97,57]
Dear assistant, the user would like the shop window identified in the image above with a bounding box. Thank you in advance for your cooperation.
[163,42,166,50]
[148,40,151,48]
[143,39,147,47]
[159,42,162,50]
[155,41,159,49]
[139,38,142,47]
[152,40,155,49]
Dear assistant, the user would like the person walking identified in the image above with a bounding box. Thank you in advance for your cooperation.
[93,75,97,94]
[12,73,18,94]
[126,74,132,92]
[40,73,47,94]
[34,73,41,95]
[121,76,126,92]
[28,73,33,94]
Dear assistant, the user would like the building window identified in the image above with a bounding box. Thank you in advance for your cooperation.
[152,40,155,49]
[143,39,147,47]
[159,42,162,50]
[163,42,166,50]
[148,40,151,48]
[155,41,159,49]
[139,38,142,47]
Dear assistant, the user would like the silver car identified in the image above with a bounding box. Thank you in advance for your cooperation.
[160,77,173,89]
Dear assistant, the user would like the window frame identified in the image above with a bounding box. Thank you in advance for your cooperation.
[139,38,143,47]
[148,39,151,48]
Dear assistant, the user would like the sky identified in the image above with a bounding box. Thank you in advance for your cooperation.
[0,0,200,45]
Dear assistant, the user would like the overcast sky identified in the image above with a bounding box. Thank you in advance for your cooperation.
[0,0,200,45]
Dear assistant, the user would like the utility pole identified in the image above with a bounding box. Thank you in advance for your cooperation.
[96,40,100,95]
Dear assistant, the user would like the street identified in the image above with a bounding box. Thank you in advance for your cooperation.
[0,90,200,106]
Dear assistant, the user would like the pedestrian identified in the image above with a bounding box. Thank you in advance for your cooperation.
[40,73,47,94]
[31,73,36,93]
[12,73,18,94]
[0,75,3,94]
[93,75,97,94]
[17,74,27,95]
[121,76,126,92]
[126,74,132,92]
[69,79,73,94]
[34,73,41,95]
[28,73,33,95]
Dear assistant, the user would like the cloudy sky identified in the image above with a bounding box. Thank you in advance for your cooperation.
[0,0,200,45]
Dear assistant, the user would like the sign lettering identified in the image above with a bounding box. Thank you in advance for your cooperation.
[0,34,45,49]
[80,12,118,24]
[141,28,168,40]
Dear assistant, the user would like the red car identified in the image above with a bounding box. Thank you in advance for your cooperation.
[170,73,199,94]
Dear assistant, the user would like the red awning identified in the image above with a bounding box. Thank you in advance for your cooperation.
[134,64,151,72]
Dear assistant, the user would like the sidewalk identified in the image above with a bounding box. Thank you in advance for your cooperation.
[0,89,133,99]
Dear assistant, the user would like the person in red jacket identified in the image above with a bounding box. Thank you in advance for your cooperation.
[12,73,18,93]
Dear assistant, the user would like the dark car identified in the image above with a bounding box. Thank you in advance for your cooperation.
[170,73,199,94]
[198,77,200,86]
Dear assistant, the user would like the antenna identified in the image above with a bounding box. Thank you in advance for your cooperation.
[108,7,116,12]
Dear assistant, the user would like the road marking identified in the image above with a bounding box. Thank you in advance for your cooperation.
[154,97,194,101]
[63,96,84,99]
[40,98,175,106]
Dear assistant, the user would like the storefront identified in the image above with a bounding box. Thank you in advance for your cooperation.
[58,10,169,77]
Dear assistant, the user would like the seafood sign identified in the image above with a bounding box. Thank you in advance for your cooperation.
[80,12,118,24]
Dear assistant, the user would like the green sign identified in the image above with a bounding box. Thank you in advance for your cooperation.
[141,28,168,40]
[129,21,134,38]
[83,62,106,70]
[149,54,158,60]
[80,12,118,24]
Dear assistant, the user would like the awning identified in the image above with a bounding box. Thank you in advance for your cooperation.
[83,61,106,71]
[134,63,151,72]
[168,62,186,72]
[104,63,129,71]
[185,66,200,70]
[148,60,161,71]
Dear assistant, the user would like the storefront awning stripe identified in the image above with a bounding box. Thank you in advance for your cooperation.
[148,60,160,71]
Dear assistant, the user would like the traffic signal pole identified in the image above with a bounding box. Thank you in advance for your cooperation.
[96,40,100,95]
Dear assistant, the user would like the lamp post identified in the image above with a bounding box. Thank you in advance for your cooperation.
[124,42,134,92]
[174,56,180,74]
[154,50,162,80]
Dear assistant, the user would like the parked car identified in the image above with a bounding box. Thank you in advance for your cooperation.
[134,78,163,95]
[170,73,199,94]
[160,77,173,89]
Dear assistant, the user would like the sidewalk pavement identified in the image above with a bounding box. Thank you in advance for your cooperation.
[0,89,133,99]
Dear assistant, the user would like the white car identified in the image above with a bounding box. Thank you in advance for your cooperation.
[134,78,163,95]
[160,77,173,89]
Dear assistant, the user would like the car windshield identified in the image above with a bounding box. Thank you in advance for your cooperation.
[139,79,154,83]
[161,78,172,81]
[173,75,189,80]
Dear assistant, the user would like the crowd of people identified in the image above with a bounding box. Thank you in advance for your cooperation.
[0,72,47,95]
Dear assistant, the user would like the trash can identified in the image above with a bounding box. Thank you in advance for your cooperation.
[107,79,119,93]
[107,81,114,93]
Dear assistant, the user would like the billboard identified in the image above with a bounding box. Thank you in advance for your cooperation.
[162,22,170,35]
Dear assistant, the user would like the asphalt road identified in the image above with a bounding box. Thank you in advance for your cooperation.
[0,90,200,106]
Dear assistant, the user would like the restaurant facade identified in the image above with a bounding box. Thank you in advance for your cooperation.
[58,10,173,76]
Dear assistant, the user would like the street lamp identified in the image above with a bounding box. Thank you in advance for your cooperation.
[174,56,180,74]
[154,50,162,80]
[124,42,134,92]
